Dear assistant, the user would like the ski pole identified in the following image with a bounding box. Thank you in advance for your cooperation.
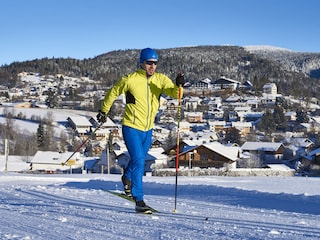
[173,84,182,212]
[62,121,104,165]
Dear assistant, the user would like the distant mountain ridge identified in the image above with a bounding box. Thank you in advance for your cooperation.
[0,45,319,97]
[244,45,320,78]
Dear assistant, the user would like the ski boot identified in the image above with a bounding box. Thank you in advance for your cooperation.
[121,175,132,197]
[135,200,153,214]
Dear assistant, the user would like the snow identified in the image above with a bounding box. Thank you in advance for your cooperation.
[244,45,293,52]
[0,107,319,239]
[0,173,319,239]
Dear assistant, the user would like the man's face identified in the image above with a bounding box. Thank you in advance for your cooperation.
[143,59,157,76]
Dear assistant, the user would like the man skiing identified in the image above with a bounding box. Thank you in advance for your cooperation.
[97,48,185,213]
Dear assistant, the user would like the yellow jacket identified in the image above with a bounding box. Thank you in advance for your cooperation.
[101,68,183,131]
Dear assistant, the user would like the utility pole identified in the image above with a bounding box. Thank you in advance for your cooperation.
[107,145,110,174]
[4,139,8,172]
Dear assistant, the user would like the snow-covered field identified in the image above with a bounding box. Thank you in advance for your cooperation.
[0,173,319,240]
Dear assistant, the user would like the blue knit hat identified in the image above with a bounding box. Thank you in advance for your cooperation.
[140,48,158,63]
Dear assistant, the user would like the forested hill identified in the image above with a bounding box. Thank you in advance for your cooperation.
[0,45,319,98]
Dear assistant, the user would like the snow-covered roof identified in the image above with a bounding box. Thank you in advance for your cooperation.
[231,122,252,128]
[289,137,314,148]
[215,76,240,84]
[285,111,296,117]
[183,139,207,147]
[31,151,80,164]
[208,121,226,126]
[203,142,239,161]
[225,95,241,102]
[68,116,92,126]
[265,164,292,171]
[241,142,283,151]
[234,106,251,112]
[263,83,277,89]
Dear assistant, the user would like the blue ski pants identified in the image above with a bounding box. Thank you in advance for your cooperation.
[122,125,152,201]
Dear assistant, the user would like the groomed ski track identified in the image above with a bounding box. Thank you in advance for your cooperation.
[0,174,319,240]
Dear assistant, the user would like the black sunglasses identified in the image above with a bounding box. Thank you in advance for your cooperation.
[145,61,158,66]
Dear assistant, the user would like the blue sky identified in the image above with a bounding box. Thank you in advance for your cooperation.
[1,0,319,65]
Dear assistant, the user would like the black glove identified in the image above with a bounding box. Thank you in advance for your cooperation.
[175,73,185,86]
[96,110,107,123]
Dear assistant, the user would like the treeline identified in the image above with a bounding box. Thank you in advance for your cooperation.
[0,45,318,98]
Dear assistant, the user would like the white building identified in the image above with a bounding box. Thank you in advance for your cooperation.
[263,83,277,95]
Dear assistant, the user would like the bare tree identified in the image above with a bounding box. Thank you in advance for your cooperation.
[58,131,69,152]
[237,153,262,168]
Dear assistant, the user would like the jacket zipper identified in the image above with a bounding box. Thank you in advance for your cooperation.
[145,79,150,130]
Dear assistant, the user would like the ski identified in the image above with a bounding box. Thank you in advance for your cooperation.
[107,191,211,220]
[107,190,135,202]
[107,190,159,214]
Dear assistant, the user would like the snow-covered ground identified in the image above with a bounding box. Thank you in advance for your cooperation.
[0,173,319,240]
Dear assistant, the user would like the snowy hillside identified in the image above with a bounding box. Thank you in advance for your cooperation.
[244,45,294,53]
[244,45,320,78]
[0,173,319,239]
[0,107,97,137]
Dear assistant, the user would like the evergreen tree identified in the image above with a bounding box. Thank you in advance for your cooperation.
[273,105,287,131]
[224,127,241,144]
[165,130,176,151]
[37,122,45,150]
[296,109,309,123]
[259,109,276,135]
[45,88,59,108]
[223,109,230,121]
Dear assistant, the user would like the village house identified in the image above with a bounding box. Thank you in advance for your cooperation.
[212,76,240,90]
[152,126,170,142]
[112,141,127,151]
[208,120,227,132]
[67,116,92,138]
[184,111,203,123]
[260,94,277,106]
[241,141,286,163]
[30,151,82,173]
[176,142,240,169]
[243,111,264,122]
[263,83,277,95]
[260,83,280,106]
[244,96,260,109]
[193,78,213,90]
[224,95,242,104]
[184,96,202,111]
[288,137,314,151]
[177,120,191,132]
[165,99,179,112]
[231,121,252,136]
[203,97,222,110]
[299,147,320,175]
[203,108,224,120]
[183,127,218,143]
[285,111,297,122]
